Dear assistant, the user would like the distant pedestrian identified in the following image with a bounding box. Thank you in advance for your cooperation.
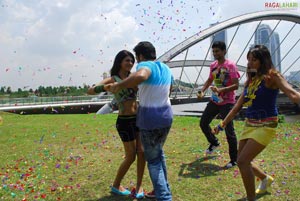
[214,45,300,201]
[197,41,240,169]
[108,41,173,201]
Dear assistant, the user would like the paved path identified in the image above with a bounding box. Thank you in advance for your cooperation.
[284,114,300,123]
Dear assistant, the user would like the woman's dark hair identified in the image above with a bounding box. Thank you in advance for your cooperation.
[110,50,135,76]
[133,41,156,60]
[247,44,274,77]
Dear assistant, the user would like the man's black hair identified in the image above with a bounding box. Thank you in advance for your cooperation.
[133,41,156,60]
[212,41,226,51]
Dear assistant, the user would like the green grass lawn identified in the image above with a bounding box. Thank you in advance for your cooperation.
[0,112,299,201]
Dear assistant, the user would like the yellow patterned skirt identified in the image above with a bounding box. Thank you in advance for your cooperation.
[239,117,278,146]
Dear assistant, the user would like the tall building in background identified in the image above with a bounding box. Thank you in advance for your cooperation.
[254,24,281,72]
[210,22,227,59]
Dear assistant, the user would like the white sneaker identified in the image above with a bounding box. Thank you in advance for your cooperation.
[205,143,220,154]
[224,161,237,169]
[256,175,274,194]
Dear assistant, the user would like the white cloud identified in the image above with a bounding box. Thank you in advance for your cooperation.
[1,0,141,89]
[1,0,299,90]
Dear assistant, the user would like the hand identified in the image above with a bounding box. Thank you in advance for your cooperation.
[212,121,225,135]
[264,70,279,88]
[197,91,204,99]
[107,83,121,93]
[103,84,111,91]
[212,126,220,135]
[210,86,219,93]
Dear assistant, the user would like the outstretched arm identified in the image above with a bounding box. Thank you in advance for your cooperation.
[119,68,150,88]
[214,93,245,134]
[87,77,115,95]
[108,68,151,93]
[272,72,300,104]
[223,94,245,125]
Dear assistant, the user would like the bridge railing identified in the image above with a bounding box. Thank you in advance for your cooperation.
[0,95,114,107]
[0,87,246,107]
[170,86,244,99]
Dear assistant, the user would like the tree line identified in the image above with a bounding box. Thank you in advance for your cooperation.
[0,79,199,99]
[0,85,90,98]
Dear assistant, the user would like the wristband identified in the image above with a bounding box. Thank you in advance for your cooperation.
[94,85,104,93]
[217,124,224,131]
[217,121,225,131]
[220,120,225,128]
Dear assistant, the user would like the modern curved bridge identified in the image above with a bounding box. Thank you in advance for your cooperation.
[162,10,300,99]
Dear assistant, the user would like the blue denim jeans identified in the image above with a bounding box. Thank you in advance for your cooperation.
[140,127,172,201]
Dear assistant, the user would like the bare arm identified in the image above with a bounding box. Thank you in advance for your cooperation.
[214,92,245,134]
[196,77,213,99]
[273,73,300,104]
[200,77,213,93]
[222,94,245,126]
[220,78,239,93]
[108,68,151,93]
[87,77,115,95]
[211,78,239,94]
[119,68,150,88]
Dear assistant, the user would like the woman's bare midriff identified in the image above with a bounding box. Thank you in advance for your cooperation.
[118,99,138,116]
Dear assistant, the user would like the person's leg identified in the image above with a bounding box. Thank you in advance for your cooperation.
[237,139,266,201]
[220,104,238,163]
[238,139,247,155]
[200,101,220,145]
[112,116,137,192]
[112,140,136,190]
[238,135,266,179]
[251,162,267,180]
[140,127,172,201]
[135,132,145,194]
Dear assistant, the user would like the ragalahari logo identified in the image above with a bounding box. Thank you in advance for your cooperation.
[265,1,299,9]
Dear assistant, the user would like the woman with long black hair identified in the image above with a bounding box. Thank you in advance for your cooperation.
[88,50,145,199]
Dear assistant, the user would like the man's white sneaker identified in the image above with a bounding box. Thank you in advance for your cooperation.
[224,161,237,169]
[205,143,220,154]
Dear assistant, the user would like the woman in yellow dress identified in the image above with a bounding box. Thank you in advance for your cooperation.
[214,45,300,201]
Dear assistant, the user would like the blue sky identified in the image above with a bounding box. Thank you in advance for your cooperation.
[1,0,299,90]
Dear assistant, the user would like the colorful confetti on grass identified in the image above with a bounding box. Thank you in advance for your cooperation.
[0,114,123,200]
[1,115,300,200]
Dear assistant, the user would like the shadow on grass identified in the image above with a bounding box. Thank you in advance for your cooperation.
[88,194,155,201]
[236,192,271,201]
[87,194,135,201]
[87,192,155,201]
[178,155,223,178]
[256,192,271,200]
